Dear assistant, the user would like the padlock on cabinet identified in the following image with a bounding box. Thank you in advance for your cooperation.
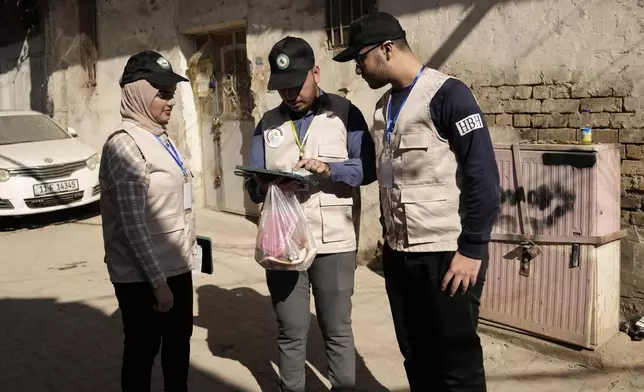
[519,241,542,277]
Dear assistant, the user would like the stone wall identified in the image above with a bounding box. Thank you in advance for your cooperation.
[39,0,644,316]
[475,82,637,145]
[474,79,644,318]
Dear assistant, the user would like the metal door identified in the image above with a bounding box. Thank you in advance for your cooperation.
[201,30,258,217]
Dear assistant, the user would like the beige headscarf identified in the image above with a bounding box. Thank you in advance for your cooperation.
[120,79,166,136]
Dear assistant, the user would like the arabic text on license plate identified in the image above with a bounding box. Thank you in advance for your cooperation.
[33,180,79,196]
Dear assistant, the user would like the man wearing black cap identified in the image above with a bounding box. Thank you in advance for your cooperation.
[100,50,196,392]
[244,37,376,392]
[333,12,500,392]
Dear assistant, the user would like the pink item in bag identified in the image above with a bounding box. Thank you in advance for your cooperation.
[257,208,297,257]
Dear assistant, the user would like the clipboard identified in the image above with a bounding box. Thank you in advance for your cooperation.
[233,165,319,188]
[196,236,213,274]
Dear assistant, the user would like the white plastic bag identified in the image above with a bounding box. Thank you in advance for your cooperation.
[254,184,317,271]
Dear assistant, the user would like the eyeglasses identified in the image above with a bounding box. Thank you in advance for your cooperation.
[353,41,392,66]
[354,45,379,66]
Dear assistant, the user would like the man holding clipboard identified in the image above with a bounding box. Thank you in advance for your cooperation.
[244,37,376,392]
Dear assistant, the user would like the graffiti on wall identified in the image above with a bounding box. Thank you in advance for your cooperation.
[497,182,576,233]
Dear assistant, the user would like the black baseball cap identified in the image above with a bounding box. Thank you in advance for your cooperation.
[332,12,406,63]
[119,50,189,88]
[268,37,315,91]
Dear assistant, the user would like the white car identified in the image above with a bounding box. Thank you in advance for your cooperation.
[0,110,100,216]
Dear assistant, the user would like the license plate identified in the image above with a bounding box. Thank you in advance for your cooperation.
[33,180,79,196]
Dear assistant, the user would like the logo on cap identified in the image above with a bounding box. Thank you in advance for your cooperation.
[276,54,290,70]
[157,57,170,69]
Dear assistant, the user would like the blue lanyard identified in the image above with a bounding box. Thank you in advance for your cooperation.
[386,66,425,145]
[154,135,187,177]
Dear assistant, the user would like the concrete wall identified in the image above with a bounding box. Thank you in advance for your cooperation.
[46,0,205,205]
[44,0,644,314]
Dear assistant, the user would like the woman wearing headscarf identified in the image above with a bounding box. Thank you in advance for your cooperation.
[99,50,195,392]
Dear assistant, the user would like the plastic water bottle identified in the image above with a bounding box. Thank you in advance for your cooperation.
[580,108,592,145]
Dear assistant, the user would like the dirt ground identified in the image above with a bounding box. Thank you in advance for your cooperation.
[0,204,642,392]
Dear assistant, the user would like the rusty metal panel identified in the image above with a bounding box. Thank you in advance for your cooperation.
[482,144,621,349]
[194,29,258,218]
[592,147,621,345]
[596,148,621,235]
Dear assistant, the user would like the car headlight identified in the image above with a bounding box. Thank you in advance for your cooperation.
[86,154,99,171]
[0,169,9,182]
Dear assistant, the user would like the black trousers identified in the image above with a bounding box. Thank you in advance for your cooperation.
[114,272,194,392]
[382,243,488,392]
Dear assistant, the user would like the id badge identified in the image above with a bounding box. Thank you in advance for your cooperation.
[380,160,393,188]
[183,183,193,210]
[379,149,393,188]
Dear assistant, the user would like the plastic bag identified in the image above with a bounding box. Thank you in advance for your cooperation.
[255,184,317,271]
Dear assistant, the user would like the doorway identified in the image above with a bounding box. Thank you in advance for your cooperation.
[0,37,46,112]
[194,28,258,218]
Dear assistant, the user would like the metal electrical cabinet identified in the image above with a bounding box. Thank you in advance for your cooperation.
[480,143,625,350]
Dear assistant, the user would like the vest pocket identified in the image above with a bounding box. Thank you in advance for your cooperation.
[147,213,186,235]
[398,132,430,150]
[319,192,354,243]
[400,185,454,245]
[318,144,348,162]
[148,213,190,270]
[398,132,435,182]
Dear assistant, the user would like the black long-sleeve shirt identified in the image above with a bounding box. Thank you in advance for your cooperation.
[385,77,501,260]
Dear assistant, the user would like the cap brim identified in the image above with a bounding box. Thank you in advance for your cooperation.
[267,71,309,91]
[332,45,361,63]
[147,71,189,87]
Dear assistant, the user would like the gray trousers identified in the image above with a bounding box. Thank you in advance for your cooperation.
[266,251,356,392]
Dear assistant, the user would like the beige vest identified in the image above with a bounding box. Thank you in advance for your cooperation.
[372,69,462,252]
[262,94,358,254]
[100,121,196,283]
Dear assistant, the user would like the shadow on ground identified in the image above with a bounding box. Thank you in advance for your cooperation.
[194,284,391,392]
[0,297,249,392]
[486,365,644,383]
[0,201,102,232]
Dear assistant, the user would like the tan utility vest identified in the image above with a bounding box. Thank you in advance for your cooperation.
[262,94,358,254]
[101,121,196,284]
[372,68,462,253]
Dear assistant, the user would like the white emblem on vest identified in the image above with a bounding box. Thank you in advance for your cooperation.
[455,113,484,136]
[276,54,290,70]
[265,127,285,148]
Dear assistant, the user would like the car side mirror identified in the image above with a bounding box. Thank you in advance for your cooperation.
[67,127,78,137]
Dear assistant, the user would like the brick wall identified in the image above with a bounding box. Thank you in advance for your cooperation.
[474,82,640,144]
[474,81,644,319]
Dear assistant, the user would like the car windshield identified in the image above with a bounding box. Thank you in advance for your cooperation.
[0,114,70,145]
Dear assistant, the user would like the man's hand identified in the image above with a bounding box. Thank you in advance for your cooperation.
[441,252,482,297]
[295,158,331,178]
[275,177,300,192]
[253,174,299,192]
[153,282,174,312]
[250,174,271,195]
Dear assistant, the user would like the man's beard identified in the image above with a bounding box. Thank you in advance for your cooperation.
[364,74,388,90]
[362,63,388,90]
